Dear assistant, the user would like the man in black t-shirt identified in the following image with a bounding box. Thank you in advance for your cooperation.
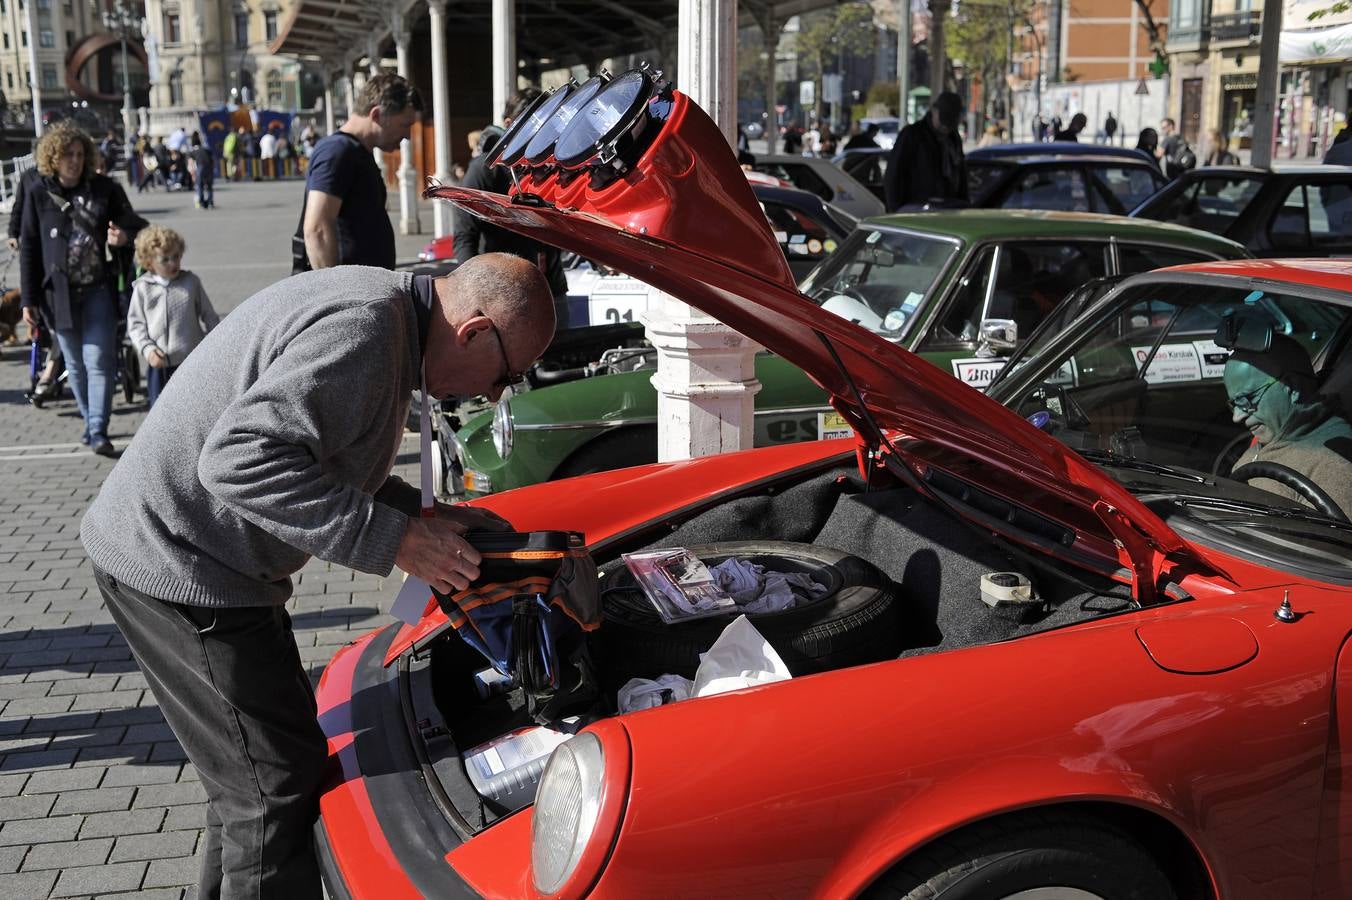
[300,73,422,270]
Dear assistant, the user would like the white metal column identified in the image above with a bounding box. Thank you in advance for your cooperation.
[646,0,758,464]
[369,37,387,182]
[429,0,453,237]
[394,13,421,235]
[492,0,516,124]
[324,80,336,135]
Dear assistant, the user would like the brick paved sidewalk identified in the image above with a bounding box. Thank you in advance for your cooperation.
[0,178,431,898]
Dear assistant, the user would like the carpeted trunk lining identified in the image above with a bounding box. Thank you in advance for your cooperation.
[632,466,1131,657]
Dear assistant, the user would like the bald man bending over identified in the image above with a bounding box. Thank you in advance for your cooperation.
[80,253,555,899]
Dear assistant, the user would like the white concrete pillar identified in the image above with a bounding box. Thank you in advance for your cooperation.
[395,19,421,235]
[646,0,756,463]
[324,80,336,135]
[492,0,516,125]
[429,0,453,237]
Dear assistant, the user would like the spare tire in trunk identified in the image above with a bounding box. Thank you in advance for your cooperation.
[594,541,901,685]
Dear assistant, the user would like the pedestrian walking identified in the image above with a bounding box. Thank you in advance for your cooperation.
[782,121,804,155]
[1054,112,1088,142]
[1159,118,1196,177]
[191,135,215,209]
[883,91,968,211]
[83,253,557,899]
[18,123,147,455]
[843,123,881,151]
[276,135,293,177]
[126,225,218,408]
[297,72,422,272]
[259,128,277,178]
[1205,129,1239,166]
[225,127,244,181]
[1104,112,1118,145]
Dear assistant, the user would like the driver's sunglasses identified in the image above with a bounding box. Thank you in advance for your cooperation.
[488,321,527,392]
[1230,377,1277,415]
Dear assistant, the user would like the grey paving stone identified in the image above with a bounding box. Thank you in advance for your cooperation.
[143,855,197,888]
[73,743,151,767]
[133,781,206,808]
[0,845,24,874]
[23,766,104,793]
[16,663,93,683]
[19,836,113,870]
[148,741,188,763]
[77,807,165,839]
[102,763,182,788]
[21,711,99,733]
[0,681,56,700]
[0,735,49,754]
[0,771,28,796]
[125,722,176,744]
[161,804,204,832]
[0,869,58,899]
[0,748,78,771]
[0,813,82,845]
[97,707,165,727]
[48,724,128,750]
[50,859,147,896]
[0,793,55,820]
[68,688,142,710]
[69,646,133,663]
[52,784,135,814]
[103,890,187,900]
[46,673,121,695]
[111,829,198,862]
[1,695,74,716]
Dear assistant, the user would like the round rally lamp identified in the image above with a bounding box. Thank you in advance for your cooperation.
[484,88,554,169]
[523,73,610,165]
[496,83,577,168]
[552,66,665,175]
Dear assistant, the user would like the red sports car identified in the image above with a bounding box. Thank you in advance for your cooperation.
[313,69,1352,899]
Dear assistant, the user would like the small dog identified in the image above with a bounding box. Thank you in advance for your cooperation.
[0,288,22,346]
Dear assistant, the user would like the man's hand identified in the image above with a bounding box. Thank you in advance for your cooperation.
[147,349,168,369]
[21,306,39,336]
[396,517,483,595]
[433,501,514,533]
[107,222,128,247]
[6,237,16,251]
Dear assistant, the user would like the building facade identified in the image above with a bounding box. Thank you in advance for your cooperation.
[1166,0,1352,159]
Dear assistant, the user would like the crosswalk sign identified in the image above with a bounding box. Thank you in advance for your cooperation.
[1135,78,1150,96]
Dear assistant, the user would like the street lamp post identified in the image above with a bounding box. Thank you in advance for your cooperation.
[101,0,138,139]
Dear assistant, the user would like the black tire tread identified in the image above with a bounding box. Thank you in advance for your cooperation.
[863,810,1177,900]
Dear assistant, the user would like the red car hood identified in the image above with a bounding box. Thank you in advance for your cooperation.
[391,84,1207,666]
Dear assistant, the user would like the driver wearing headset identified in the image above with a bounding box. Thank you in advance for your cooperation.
[1222,333,1352,518]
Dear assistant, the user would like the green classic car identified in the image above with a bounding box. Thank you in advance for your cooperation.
[441,210,1247,497]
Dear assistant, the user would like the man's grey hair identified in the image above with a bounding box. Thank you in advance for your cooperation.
[353,72,423,119]
[452,254,552,326]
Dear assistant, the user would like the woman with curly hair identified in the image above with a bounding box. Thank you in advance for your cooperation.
[19,123,146,455]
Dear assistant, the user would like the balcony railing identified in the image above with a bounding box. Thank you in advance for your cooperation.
[1211,10,1261,42]
[1167,23,1209,48]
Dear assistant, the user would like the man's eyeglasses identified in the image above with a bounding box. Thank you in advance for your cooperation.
[488,321,526,392]
[1230,377,1277,415]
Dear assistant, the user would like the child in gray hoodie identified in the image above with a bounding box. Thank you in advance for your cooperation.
[127,224,219,406]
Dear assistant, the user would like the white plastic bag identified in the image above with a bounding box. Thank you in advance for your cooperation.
[616,674,694,713]
[692,615,791,697]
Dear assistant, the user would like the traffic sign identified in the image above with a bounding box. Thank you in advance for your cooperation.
[1135,78,1150,96]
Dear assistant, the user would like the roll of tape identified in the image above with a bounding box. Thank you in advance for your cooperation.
[980,572,1035,608]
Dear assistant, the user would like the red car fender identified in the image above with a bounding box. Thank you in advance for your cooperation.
[587,589,1341,900]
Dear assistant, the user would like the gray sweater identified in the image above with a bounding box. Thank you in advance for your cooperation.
[82,266,423,607]
[126,270,220,367]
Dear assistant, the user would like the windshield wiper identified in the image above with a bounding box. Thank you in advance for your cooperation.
[1142,492,1352,529]
[1075,449,1208,483]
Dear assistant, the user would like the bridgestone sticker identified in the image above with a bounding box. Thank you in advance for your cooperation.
[951,358,1008,389]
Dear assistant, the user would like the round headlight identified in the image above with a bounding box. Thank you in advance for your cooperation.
[553,69,655,169]
[523,74,609,165]
[496,84,576,167]
[532,733,605,895]
[484,89,553,168]
[491,397,514,460]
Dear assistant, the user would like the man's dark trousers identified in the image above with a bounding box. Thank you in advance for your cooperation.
[94,568,327,899]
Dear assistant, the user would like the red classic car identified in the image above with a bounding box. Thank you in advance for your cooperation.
[313,69,1352,899]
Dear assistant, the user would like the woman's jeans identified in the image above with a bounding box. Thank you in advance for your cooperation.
[53,285,117,444]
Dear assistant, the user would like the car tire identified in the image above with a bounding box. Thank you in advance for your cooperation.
[594,541,900,683]
[551,425,658,480]
[860,812,1178,900]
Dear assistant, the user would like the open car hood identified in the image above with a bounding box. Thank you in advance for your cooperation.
[389,79,1208,664]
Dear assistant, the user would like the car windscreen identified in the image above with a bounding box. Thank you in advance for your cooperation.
[967,161,1012,203]
[1136,173,1267,234]
[1088,165,1165,214]
[799,226,960,341]
[992,280,1352,549]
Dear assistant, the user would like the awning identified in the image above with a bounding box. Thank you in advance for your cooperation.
[1281,22,1352,64]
